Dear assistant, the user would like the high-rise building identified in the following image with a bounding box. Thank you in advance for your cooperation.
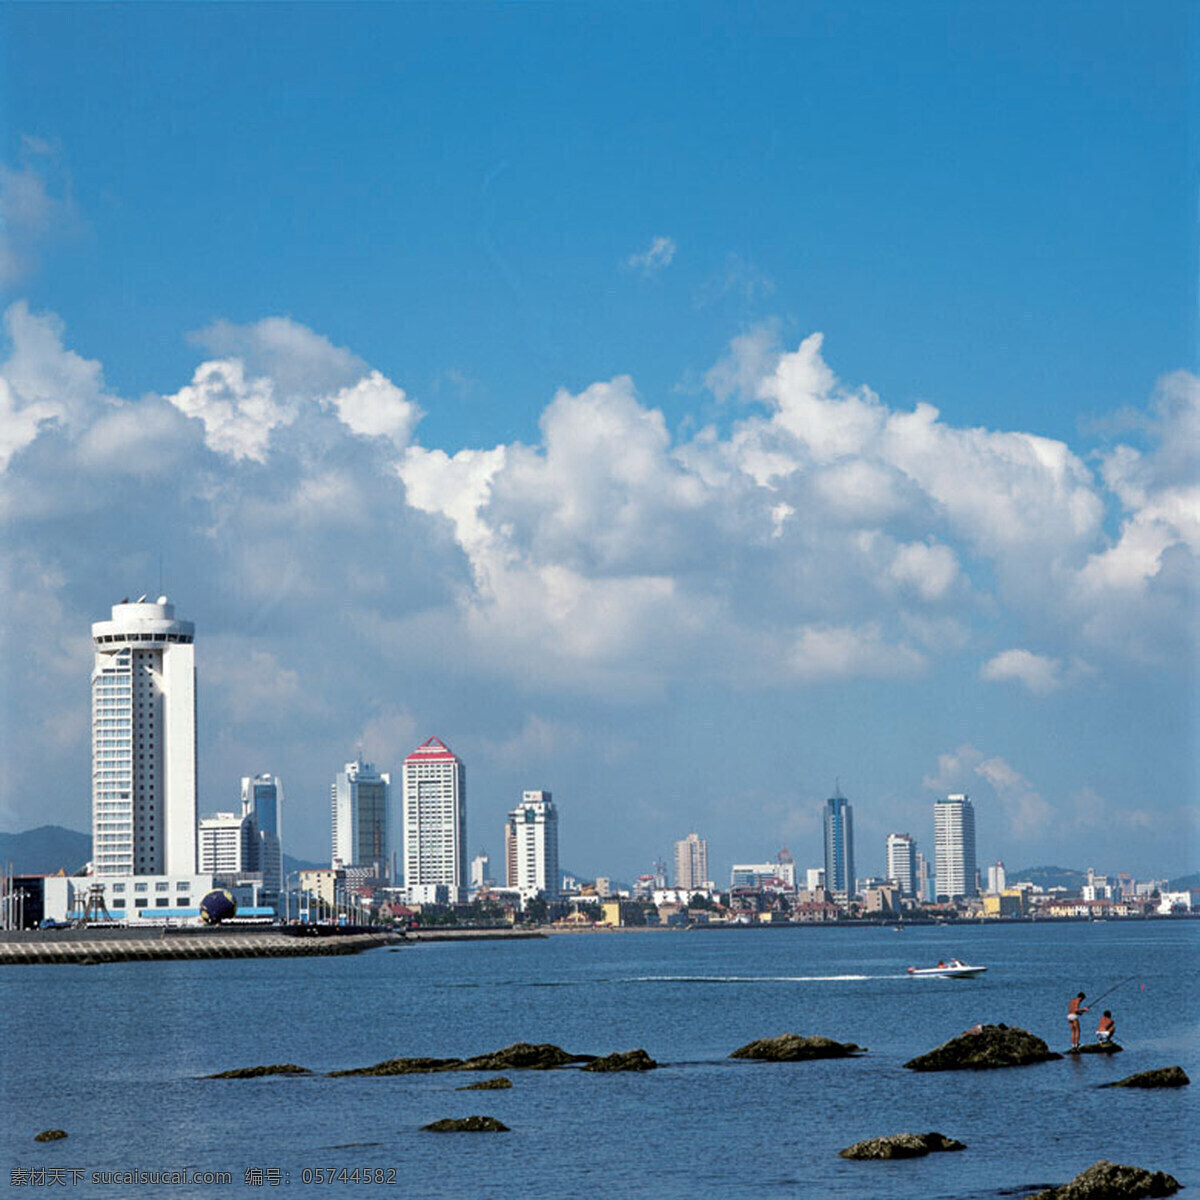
[673,833,708,890]
[505,790,560,899]
[199,811,258,876]
[885,833,917,897]
[823,790,856,899]
[402,737,466,901]
[915,851,933,903]
[332,760,391,881]
[935,793,977,901]
[470,852,491,891]
[91,596,197,877]
[242,774,283,892]
[986,860,1007,894]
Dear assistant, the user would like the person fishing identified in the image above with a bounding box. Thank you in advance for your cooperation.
[1096,1010,1116,1044]
[1067,992,1089,1049]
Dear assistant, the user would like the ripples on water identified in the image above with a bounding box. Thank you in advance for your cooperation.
[2,922,1195,1198]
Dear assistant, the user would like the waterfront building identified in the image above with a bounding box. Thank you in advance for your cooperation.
[986,860,1007,894]
[91,595,197,878]
[332,760,391,881]
[934,793,978,901]
[729,854,796,891]
[823,790,856,899]
[199,811,258,876]
[242,774,283,893]
[885,833,917,897]
[401,737,466,902]
[805,867,826,891]
[673,833,709,890]
[504,790,560,899]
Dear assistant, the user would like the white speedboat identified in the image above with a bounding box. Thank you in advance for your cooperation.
[907,959,987,978]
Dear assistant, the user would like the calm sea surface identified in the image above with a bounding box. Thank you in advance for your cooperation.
[3,921,1196,1199]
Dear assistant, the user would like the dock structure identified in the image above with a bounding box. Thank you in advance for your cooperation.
[0,926,400,965]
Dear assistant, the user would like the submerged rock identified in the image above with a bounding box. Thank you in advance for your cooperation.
[1024,1159,1181,1199]
[34,1130,68,1142]
[839,1131,966,1160]
[421,1116,509,1133]
[458,1043,593,1071]
[581,1049,658,1072]
[730,1034,865,1061]
[206,1064,312,1079]
[1067,1042,1123,1055]
[1101,1066,1190,1089]
[904,1024,1061,1071]
[328,1057,463,1077]
[456,1077,513,1091]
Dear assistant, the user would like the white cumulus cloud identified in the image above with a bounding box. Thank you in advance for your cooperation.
[980,648,1063,694]
[626,235,677,274]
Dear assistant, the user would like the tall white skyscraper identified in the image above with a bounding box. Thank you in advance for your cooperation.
[505,791,560,899]
[332,761,391,880]
[823,790,855,899]
[935,793,978,901]
[402,737,466,901]
[91,596,196,877]
[673,833,708,890]
[242,773,283,892]
[885,832,917,897]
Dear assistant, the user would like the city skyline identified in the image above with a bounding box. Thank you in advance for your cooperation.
[1,5,1194,883]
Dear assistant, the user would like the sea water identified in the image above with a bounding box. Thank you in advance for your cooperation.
[2,920,1196,1198]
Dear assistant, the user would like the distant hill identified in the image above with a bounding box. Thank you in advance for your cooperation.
[1008,865,1086,891]
[1168,872,1200,891]
[0,826,91,876]
[0,825,324,878]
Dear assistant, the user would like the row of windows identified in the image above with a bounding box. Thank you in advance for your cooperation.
[95,633,192,644]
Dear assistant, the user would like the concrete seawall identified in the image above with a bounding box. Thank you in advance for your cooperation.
[0,928,400,964]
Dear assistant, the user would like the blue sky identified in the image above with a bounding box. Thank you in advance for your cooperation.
[1,2,1195,881]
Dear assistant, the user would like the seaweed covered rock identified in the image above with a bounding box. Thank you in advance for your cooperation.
[421,1116,510,1133]
[1101,1066,1190,1089]
[456,1077,513,1091]
[1024,1159,1181,1199]
[206,1064,312,1079]
[1066,1042,1122,1055]
[458,1043,593,1071]
[730,1034,865,1062]
[838,1131,966,1160]
[904,1024,1061,1071]
[329,1057,463,1077]
[34,1130,68,1142]
[581,1049,658,1072]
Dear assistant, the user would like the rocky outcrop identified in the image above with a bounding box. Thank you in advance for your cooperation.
[1024,1159,1181,1199]
[838,1131,966,1160]
[1101,1066,1190,1089]
[1067,1042,1122,1055]
[329,1043,592,1077]
[34,1130,68,1142]
[456,1077,513,1090]
[206,1064,312,1079]
[459,1043,593,1071]
[581,1049,657,1072]
[904,1024,1061,1071]
[421,1116,509,1133]
[730,1034,865,1061]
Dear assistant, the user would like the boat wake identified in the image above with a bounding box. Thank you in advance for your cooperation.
[624,973,911,984]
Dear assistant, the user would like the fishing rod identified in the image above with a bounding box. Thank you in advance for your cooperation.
[1088,976,1137,1008]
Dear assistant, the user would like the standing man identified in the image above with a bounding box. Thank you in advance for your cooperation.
[1096,1010,1116,1044]
[1067,991,1089,1049]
